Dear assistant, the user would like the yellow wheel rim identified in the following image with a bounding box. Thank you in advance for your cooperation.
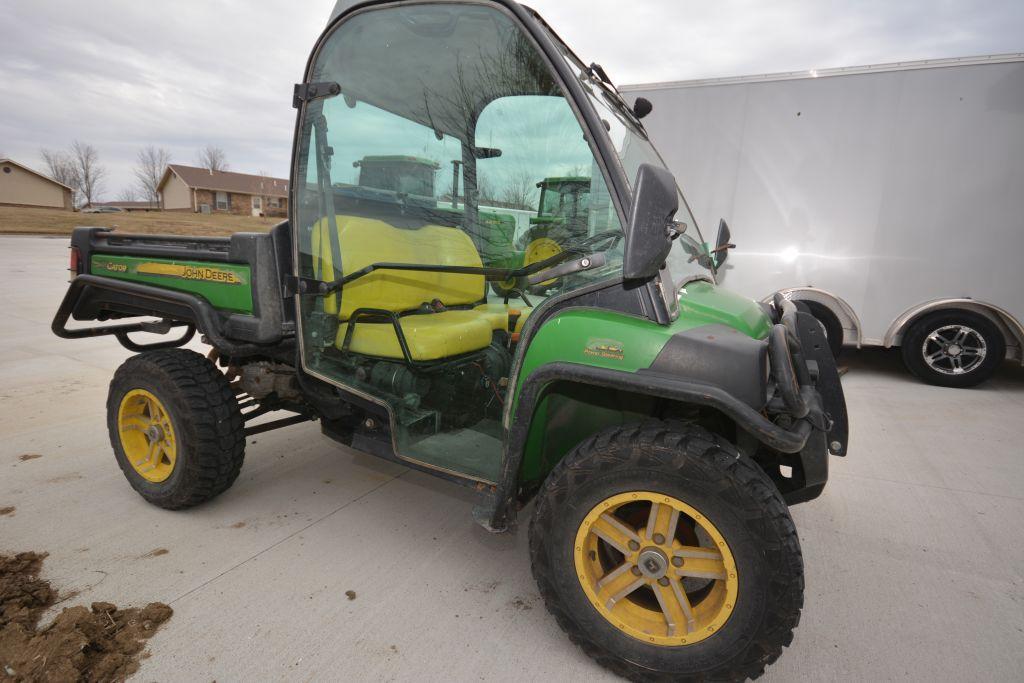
[117,389,178,483]
[573,491,738,646]
[524,237,562,287]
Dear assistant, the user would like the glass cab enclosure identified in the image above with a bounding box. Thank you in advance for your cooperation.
[292,2,626,483]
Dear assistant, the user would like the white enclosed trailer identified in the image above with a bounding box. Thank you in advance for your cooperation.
[623,54,1024,386]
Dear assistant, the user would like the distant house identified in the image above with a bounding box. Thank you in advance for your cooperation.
[157,164,289,217]
[0,158,74,210]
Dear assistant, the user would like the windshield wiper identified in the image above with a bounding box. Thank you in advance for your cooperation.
[583,64,647,131]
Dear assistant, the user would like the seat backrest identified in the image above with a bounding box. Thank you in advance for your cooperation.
[313,215,484,320]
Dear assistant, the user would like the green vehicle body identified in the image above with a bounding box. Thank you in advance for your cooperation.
[513,282,772,483]
[89,253,254,314]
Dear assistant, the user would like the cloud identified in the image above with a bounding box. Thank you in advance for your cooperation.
[1,0,1020,200]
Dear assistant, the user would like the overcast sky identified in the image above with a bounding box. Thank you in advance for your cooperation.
[2,0,1021,201]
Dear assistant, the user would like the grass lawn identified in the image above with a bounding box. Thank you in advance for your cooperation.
[0,206,279,237]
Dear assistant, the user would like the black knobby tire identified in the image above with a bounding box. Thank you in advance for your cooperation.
[107,349,245,509]
[529,422,803,682]
[900,310,1005,388]
[801,300,843,359]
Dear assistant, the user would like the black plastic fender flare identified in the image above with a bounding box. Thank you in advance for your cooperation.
[486,361,818,531]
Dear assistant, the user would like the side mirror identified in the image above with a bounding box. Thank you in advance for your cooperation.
[632,97,653,119]
[712,218,735,270]
[623,163,678,280]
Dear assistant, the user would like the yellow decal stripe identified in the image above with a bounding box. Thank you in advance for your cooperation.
[137,262,242,285]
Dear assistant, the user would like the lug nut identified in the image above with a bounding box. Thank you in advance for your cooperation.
[672,556,683,567]
[658,577,670,586]
[628,540,640,551]
[652,533,665,545]
[631,566,642,576]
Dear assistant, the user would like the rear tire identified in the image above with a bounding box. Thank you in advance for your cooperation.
[529,422,803,682]
[900,310,1004,388]
[107,349,245,509]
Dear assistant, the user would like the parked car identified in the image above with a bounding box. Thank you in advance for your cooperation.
[82,205,125,214]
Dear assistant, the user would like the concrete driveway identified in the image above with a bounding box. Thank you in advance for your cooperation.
[2,235,1023,681]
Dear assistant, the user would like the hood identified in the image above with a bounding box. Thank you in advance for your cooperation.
[676,280,772,339]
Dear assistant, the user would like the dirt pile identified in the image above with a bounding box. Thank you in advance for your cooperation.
[0,552,172,682]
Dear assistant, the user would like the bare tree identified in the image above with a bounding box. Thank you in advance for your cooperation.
[70,141,106,206]
[40,148,81,205]
[474,171,496,205]
[500,169,537,211]
[567,164,591,178]
[134,146,171,207]
[196,145,229,172]
[117,186,139,202]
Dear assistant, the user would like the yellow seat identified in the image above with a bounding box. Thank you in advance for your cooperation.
[336,310,492,361]
[313,215,494,361]
[474,304,533,333]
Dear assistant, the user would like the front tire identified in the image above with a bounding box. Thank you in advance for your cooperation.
[529,422,803,682]
[107,349,245,509]
[900,310,1004,388]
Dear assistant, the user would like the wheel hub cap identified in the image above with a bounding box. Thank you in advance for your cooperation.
[922,324,986,375]
[573,491,738,647]
[637,548,669,579]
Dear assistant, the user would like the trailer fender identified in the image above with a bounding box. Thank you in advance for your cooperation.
[763,287,863,348]
[884,298,1024,363]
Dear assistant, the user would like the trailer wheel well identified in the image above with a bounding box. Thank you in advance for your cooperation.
[762,288,861,348]
[885,300,1024,363]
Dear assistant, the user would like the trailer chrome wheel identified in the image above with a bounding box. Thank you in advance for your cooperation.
[902,310,1004,388]
[574,491,738,646]
[117,389,178,483]
[921,324,986,376]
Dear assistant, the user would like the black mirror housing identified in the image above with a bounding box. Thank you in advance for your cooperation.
[633,97,653,119]
[623,163,678,280]
[714,218,733,270]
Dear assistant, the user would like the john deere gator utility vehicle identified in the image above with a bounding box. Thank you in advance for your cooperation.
[53,1,848,679]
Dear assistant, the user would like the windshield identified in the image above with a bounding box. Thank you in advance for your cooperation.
[534,21,714,286]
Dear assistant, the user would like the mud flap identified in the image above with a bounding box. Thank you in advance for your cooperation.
[794,304,849,457]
